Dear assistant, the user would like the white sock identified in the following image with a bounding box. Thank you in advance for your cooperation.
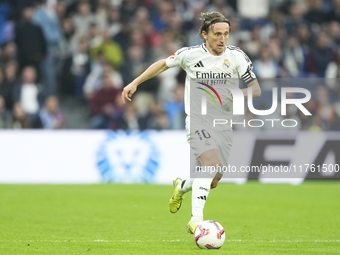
[191,177,213,225]
[178,179,193,195]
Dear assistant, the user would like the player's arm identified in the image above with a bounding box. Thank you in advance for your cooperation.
[237,50,261,99]
[241,79,261,98]
[121,59,169,103]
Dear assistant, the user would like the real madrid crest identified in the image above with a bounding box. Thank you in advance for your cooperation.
[204,140,211,147]
[223,59,230,69]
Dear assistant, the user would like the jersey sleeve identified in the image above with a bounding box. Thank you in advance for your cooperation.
[165,47,189,69]
[237,49,257,84]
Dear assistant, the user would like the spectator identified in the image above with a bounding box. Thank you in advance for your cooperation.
[238,0,269,28]
[10,0,35,12]
[90,74,121,129]
[168,14,186,47]
[72,2,96,35]
[60,39,90,97]
[90,30,123,69]
[13,66,42,120]
[244,26,262,59]
[120,45,145,84]
[328,0,340,22]
[142,21,162,49]
[151,1,173,32]
[164,84,185,129]
[65,0,91,17]
[58,17,77,96]
[39,96,65,129]
[0,1,12,45]
[0,95,11,128]
[157,42,181,103]
[54,0,66,21]
[120,0,139,22]
[113,22,131,52]
[306,32,335,77]
[0,69,7,104]
[3,60,18,110]
[138,100,161,130]
[83,55,106,100]
[283,35,305,77]
[107,7,122,38]
[94,0,111,30]
[314,86,337,130]
[129,28,147,48]
[253,47,279,109]
[285,3,307,34]
[253,47,279,79]
[297,24,312,50]
[225,16,240,47]
[328,21,340,47]
[115,101,140,130]
[89,50,106,76]
[267,35,282,63]
[72,39,90,97]
[131,6,150,28]
[325,48,340,93]
[2,12,15,44]
[58,17,77,61]
[11,103,32,129]
[15,7,46,76]
[89,23,103,48]
[84,62,123,100]
[304,0,328,25]
[33,0,62,95]
[154,110,169,130]
[0,41,16,64]
[186,2,205,46]
[207,0,235,18]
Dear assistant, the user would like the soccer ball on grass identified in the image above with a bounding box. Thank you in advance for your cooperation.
[194,220,225,249]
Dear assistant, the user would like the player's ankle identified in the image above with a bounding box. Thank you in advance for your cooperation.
[191,216,203,225]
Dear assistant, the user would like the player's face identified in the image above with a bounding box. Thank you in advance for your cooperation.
[203,22,230,56]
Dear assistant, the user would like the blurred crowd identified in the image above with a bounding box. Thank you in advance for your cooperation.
[0,0,340,131]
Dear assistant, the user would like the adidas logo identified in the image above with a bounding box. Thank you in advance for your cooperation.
[194,61,204,67]
[199,186,209,192]
[197,195,207,200]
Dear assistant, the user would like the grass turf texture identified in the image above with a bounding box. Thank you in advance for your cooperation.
[0,182,339,255]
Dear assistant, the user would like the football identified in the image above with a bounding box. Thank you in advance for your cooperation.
[194,220,226,249]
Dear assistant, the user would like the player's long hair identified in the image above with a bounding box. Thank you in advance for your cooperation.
[198,12,231,42]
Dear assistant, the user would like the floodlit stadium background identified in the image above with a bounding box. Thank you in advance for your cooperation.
[0,0,340,183]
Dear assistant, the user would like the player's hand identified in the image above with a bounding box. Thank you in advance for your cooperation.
[121,82,138,103]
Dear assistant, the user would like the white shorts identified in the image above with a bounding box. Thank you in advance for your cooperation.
[185,123,233,168]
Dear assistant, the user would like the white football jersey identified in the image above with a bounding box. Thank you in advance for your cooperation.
[166,44,255,131]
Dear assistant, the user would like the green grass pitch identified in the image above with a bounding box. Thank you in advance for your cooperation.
[0,181,339,254]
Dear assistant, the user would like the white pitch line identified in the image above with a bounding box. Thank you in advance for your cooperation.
[0,239,339,243]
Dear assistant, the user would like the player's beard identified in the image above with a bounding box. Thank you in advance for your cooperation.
[213,45,225,55]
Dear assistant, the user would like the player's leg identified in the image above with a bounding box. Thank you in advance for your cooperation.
[169,124,204,213]
[178,161,222,194]
[211,172,223,189]
[169,149,220,216]
[210,129,232,189]
[174,162,222,197]
[187,149,221,233]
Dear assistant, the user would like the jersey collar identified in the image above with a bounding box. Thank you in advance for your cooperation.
[202,43,226,56]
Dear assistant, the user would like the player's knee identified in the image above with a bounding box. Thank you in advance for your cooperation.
[203,158,221,169]
[200,150,221,168]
